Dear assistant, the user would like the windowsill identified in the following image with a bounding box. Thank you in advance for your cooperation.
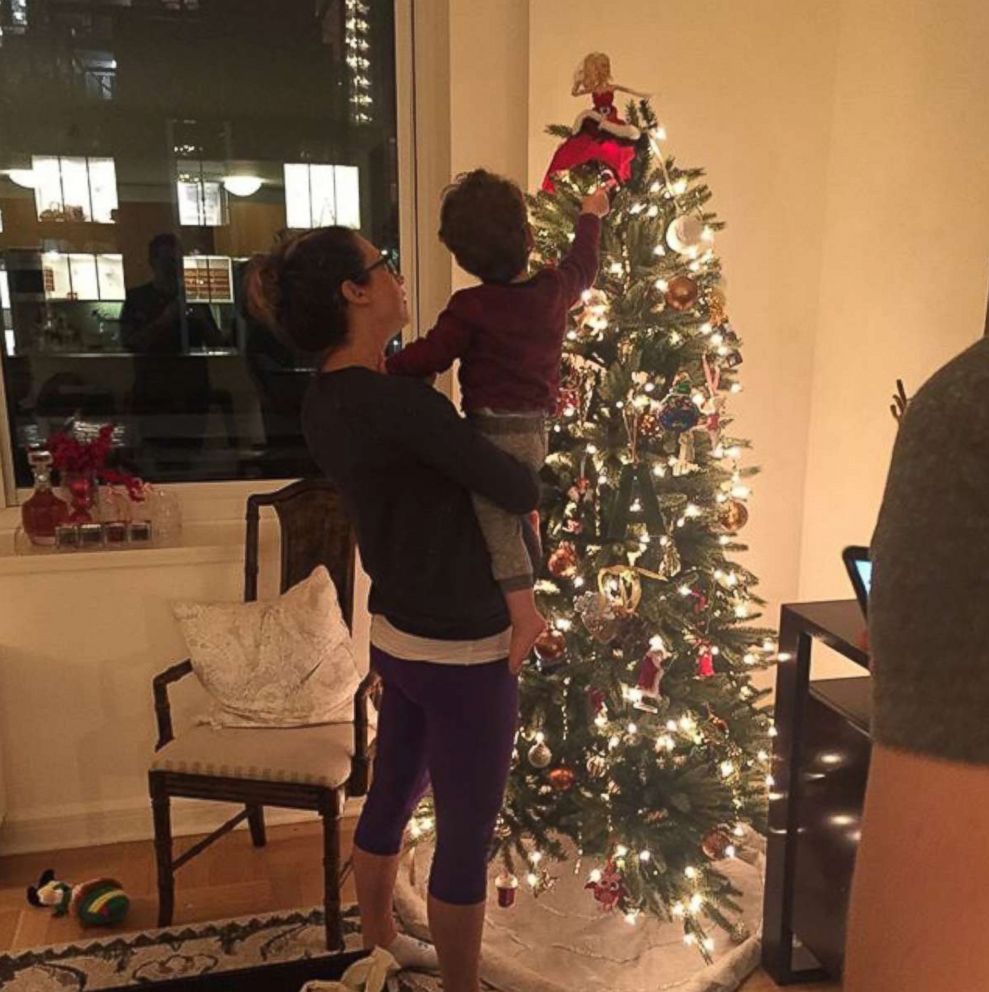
[0,519,248,576]
[0,478,289,575]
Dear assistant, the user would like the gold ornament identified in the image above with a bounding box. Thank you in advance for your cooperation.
[664,275,699,311]
[637,409,662,441]
[718,499,749,532]
[548,542,578,578]
[660,539,682,579]
[707,293,728,327]
[528,741,552,768]
[598,565,642,616]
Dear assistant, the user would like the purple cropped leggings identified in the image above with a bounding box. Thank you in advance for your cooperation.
[354,646,519,905]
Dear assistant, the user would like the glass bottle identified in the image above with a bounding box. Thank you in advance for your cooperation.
[21,450,69,546]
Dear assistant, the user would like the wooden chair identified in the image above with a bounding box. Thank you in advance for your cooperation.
[148,479,376,951]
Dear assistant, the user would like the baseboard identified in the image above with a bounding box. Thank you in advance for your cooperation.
[0,795,366,856]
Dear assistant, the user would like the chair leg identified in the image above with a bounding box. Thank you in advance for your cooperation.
[320,793,344,952]
[247,804,267,847]
[149,773,175,928]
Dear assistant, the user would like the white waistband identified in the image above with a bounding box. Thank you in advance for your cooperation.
[370,615,511,665]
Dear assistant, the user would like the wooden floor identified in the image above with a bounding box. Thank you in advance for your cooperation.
[0,820,838,991]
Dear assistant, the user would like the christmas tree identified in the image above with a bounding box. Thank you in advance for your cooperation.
[409,86,774,958]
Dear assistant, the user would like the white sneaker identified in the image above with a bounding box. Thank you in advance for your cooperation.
[386,932,440,972]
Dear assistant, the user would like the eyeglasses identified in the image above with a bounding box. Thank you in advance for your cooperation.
[362,247,400,278]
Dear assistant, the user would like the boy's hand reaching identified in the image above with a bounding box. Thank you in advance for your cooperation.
[581,187,611,218]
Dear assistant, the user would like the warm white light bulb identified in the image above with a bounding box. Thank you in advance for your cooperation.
[223,175,264,197]
[5,169,36,189]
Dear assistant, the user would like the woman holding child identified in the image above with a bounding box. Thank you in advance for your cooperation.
[246,174,607,992]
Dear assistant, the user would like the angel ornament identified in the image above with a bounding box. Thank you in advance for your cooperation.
[542,52,649,192]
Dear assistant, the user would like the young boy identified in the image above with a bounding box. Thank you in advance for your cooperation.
[387,169,608,672]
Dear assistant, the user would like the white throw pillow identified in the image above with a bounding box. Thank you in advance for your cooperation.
[172,565,361,729]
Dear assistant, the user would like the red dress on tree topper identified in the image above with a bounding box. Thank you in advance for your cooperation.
[542,52,649,192]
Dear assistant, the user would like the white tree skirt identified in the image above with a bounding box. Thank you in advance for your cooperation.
[393,836,764,992]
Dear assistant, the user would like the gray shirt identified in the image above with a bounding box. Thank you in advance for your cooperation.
[870,337,989,764]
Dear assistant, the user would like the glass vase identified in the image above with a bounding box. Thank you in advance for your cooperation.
[62,471,98,524]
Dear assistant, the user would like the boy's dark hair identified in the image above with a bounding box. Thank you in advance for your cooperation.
[439,169,530,284]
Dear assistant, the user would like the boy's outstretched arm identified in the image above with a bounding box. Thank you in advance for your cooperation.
[385,307,471,378]
[556,189,609,304]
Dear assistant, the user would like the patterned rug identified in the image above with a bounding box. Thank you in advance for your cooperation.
[0,905,457,992]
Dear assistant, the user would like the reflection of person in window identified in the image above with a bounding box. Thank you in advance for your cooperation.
[120,233,223,353]
[120,233,224,474]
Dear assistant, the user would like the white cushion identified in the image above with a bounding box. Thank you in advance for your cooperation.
[150,723,355,787]
[172,565,361,729]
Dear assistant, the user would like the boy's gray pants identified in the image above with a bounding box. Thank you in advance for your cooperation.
[469,412,547,592]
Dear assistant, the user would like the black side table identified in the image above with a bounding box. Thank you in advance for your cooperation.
[762,600,871,984]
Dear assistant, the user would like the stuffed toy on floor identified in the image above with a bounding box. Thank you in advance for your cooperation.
[26,869,130,927]
[301,946,400,992]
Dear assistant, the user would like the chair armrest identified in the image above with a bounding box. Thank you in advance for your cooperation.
[152,659,194,751]
[349,672,381,796]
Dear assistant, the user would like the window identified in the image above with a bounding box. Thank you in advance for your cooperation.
[176,177,227,227]
[0,0,399,490]
[32,156,118,224]
[284,164,361,229]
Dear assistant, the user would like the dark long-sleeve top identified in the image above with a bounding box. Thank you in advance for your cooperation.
[302,368,541,640]
[386,214,601,414]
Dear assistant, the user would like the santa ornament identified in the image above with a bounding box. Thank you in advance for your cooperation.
[543,53,648,192]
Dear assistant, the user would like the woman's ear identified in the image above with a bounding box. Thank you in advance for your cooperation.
[340,279,371,307]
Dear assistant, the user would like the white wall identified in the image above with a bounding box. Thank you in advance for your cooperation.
[798,0,989,598]
[527,0,843,621]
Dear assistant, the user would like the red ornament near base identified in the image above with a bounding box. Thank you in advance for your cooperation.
[496,872,519,908]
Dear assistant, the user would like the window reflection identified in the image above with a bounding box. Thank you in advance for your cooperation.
[0,0,399,487]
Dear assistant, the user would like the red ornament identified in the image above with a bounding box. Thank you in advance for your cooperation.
[585,860,628,912]
[534,628,567,663]
[636,649,669,701]
[687,588,709,615]
[556,387,580,419]
[496,873,519,908]
[702,829,732,860]
[548,542,578,578]
[587,688,606,716]
[697,647,715,679]
[548,767,576,791]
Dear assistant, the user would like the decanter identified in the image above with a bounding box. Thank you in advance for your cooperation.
[21,449,69,546]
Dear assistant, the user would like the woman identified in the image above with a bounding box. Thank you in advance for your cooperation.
[246,227,540,992]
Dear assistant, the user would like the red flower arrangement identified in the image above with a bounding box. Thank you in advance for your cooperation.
[48,424,146,502]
